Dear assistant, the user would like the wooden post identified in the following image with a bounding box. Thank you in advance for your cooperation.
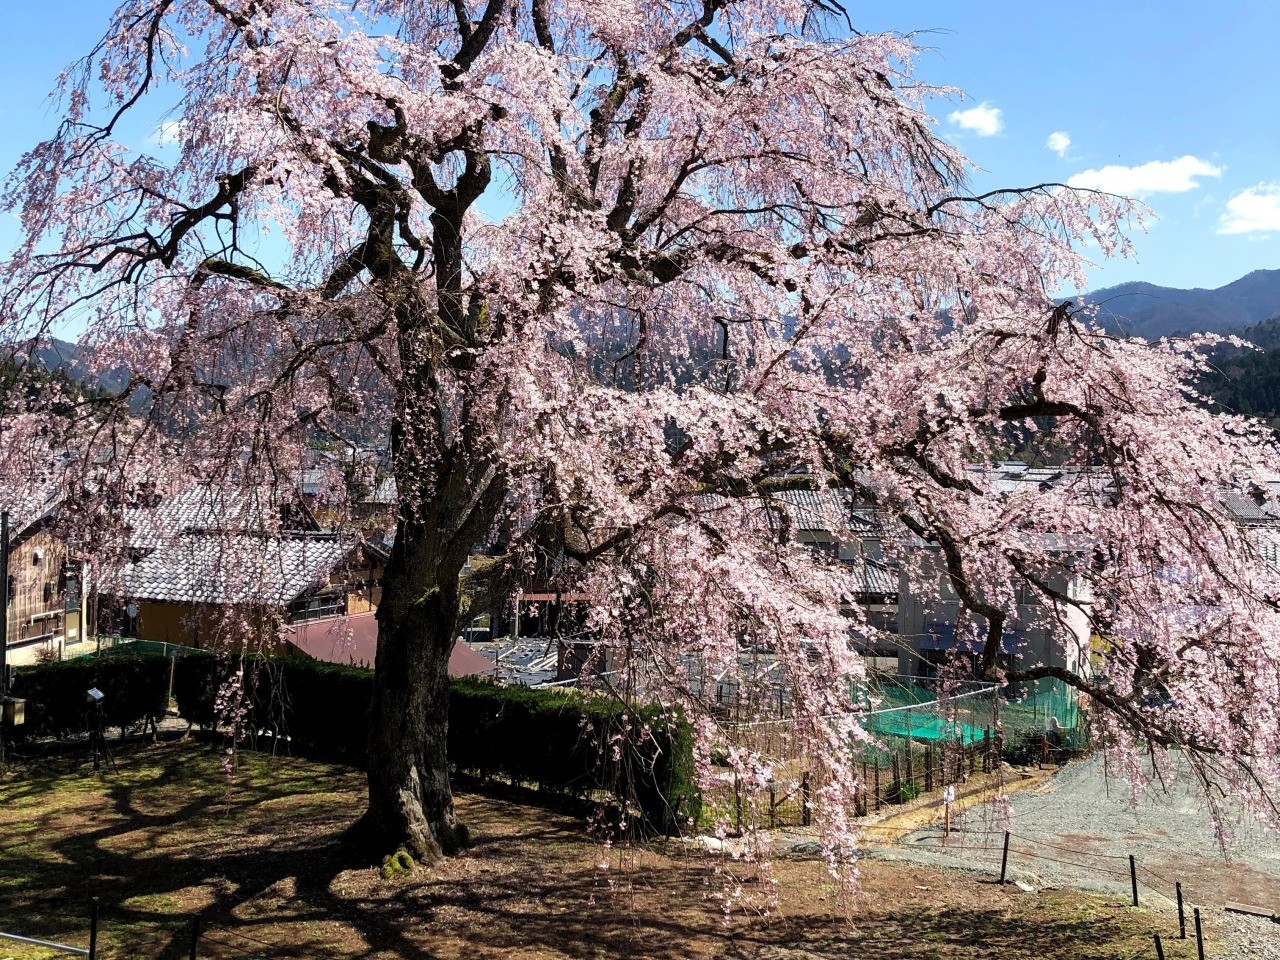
[89,897,99,960]
[1194,908,1205,960]
[1154,933,1166,960]
[874,762,881,811]
[768,784,776,829]
[1176,882,1186,939]
[166,654,178,729]
[189,913,203,960]
[925,742,934,793]
[801,772,812,827]
[737,773,747,834]
[904,708,914,794]
[999,830,1010,885]
[1129,855,1139,907]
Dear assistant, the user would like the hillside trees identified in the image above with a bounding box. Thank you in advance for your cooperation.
[3,0,1280,864]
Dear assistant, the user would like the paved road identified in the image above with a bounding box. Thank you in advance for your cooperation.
[872,756,1280,958]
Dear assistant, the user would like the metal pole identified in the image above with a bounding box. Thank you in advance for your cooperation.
[999,830,1010,884]
[188,913,202,960]
[88,897,99,960]
[1153,933,1166,960]
[0,931,88,955]
[1177,881,1186,939]
[1129,854,1139,907]
[1194,908,1205,960]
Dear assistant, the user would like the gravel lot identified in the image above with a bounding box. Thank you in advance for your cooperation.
[865,756,1280,959]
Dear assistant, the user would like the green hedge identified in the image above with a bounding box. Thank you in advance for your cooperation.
[171,652,697,835]
[9,653,172,740]
[447,676,697,834]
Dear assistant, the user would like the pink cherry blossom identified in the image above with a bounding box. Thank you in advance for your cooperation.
[1,0,1278,870]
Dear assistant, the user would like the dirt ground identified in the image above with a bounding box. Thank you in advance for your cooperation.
[872,756,1280,958]
[0,742,1163,960]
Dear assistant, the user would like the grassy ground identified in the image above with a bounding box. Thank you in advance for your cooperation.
[0,741,1160,960]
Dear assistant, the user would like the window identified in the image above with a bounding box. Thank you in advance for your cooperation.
[289,593,345,623]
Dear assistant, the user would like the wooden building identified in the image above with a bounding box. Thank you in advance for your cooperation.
[2,492,86,667]
[100,486,385,649]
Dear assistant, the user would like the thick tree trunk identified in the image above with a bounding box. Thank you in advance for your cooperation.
[363,580,467,862]
[355,183,505,860]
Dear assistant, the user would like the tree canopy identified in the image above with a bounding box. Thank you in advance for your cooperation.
[3,0,1280,863]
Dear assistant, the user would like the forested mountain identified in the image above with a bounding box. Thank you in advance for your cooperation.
[1079,269,1280,340]
[15,275,1280,425]
[1199,317,1280,424]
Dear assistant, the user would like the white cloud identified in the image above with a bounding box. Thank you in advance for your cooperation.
[1218,183,1280,235]
[1066,155,1223,197]
[149,120,184,146]
[948,101,1003,137]
[1046,131,1071,157]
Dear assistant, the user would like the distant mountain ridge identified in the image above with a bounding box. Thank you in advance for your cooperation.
[20,271,1280,384]
[1077,269,1280,340]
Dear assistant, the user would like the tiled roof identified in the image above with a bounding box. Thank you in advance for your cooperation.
[125,486,315,552]
[1221,488,1280,524]
[117,532,351,605]
[0,485,61,541]
[853,557,897,597]
[1249,528,1280,569]
[969,462,1116,497]
[696,489,883,536]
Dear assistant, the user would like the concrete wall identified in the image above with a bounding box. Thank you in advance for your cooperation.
[896,548,1092,679]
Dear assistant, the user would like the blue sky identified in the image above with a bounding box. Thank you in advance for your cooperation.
[0,1,1276,293]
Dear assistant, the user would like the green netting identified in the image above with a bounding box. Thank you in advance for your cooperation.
[863,709,987,744]
[999,677,1080,736]
[65,636,190,660]
[107,638,187,658]
[853,676,1080,745]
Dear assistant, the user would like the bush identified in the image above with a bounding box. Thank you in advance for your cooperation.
[447,677,696,835]
[894,780,922,804]
[172,652,697,835]
[9,653,172,740]
[171,649,230,730]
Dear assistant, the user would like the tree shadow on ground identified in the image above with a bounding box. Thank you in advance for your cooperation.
[0,742,1151,960]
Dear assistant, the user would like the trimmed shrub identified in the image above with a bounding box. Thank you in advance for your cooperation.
[171,649,228,730]
[447,677,697,834]
[171,652,696,834]
[9,653,172,740]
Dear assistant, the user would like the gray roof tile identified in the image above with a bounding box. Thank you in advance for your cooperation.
[117,533,351,605]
